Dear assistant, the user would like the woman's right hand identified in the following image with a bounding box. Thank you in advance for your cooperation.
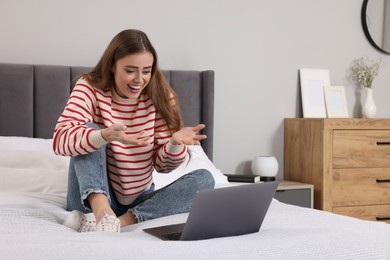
[101,124,150,146]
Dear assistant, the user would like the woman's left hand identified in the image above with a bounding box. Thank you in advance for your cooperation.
[170,124,207,145]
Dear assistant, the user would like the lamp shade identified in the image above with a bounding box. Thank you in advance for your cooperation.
[251,156,278,182]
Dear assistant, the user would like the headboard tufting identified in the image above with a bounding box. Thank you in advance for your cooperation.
[0,63,214,160]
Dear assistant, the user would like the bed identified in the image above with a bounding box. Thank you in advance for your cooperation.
[1,63,390,260]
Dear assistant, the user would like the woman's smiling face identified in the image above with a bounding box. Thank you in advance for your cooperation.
[112,52,154,99]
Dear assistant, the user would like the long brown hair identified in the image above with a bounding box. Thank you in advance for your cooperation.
[83,29,183,132]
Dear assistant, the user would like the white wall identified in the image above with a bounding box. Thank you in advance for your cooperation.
[1,0,390,179]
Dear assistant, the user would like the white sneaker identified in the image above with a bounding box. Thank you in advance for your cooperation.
[63,210,97,232]
[96,214,121,233]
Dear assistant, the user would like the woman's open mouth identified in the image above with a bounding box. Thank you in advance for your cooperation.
[128,84,142,90]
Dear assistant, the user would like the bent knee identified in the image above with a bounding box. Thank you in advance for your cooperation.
[191,169,215,190]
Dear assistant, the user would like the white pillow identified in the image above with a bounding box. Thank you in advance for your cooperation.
[0,136,53,151]
[0,137,69,204]
[0,150,70,169]
[0,166,67,195]
[153,145,228,189]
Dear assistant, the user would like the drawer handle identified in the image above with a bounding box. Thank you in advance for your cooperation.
[376,217,390,221]
[376,179,390,183]
[376,142,390,146]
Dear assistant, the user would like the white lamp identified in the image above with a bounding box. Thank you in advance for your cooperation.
[251,156,278,182]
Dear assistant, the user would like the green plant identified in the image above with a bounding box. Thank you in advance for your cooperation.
[351,56,382,88]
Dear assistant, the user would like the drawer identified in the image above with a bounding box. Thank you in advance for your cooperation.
[274,189,311,208]
[333,204,390,224]
[333,130,390,168]
[332,168,390,206]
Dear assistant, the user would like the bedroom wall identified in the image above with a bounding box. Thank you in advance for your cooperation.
[1,0,390,179]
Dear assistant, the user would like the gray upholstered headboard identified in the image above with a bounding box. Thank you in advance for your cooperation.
[0,63,214,160]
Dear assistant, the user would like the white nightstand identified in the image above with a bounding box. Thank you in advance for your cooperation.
[275,181,313,208]
[226,179,313,208]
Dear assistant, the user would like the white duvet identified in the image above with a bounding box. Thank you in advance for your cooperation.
[1,191,390,260]
[1,137,390,259]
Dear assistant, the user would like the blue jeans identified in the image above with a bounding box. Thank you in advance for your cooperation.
[66,142,215,222]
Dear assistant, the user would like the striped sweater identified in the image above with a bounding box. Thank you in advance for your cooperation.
[53,78,187,205]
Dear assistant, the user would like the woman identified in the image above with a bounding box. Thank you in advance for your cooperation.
[53,29,215,233]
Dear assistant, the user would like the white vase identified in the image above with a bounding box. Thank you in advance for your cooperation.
[362,88,376,118]
[251,156,278,182]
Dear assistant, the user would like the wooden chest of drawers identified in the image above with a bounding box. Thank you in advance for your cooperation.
[284,118,390,223]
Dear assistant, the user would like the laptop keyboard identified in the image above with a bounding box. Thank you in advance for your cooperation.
[161,232,182,241]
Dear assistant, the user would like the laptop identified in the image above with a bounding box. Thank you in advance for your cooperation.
[143,181,278,241]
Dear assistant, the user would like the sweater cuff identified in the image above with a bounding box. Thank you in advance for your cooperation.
[89,129,109,149]
[165,141,186,155]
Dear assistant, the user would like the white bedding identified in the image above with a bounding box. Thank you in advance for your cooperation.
[1,137,390,259]
[1,191,390,260]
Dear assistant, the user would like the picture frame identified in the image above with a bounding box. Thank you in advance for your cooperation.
[323,86,349,118]
[299,69,330,118]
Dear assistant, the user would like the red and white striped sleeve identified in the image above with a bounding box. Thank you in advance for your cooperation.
[53,79,106,156]
[152,114,187,173]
